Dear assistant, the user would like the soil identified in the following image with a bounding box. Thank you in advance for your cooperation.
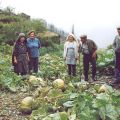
[0,91,31,120]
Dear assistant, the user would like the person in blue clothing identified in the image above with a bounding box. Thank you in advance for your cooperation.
[27,30,41,73]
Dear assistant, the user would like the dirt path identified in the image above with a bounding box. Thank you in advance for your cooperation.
[0,91,31,120]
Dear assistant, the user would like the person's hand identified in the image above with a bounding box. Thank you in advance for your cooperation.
[64,57,66,61]
[77,56,80,61]
[27,57,30,62]
[75,57,78,60]
[92,52,96,58]
[14,59,17,64]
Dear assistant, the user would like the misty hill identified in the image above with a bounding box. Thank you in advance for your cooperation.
[0,7,67,45]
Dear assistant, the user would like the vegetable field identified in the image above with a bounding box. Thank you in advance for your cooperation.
[0,44,120,120]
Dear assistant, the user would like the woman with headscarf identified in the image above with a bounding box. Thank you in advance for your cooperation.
[63,33,79,76]
[12,33,29,75]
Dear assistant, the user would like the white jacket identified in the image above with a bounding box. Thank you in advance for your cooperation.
[63,41,79,59]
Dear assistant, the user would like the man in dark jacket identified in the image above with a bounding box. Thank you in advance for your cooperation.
[79,35,97,81]
[112,26,120,84]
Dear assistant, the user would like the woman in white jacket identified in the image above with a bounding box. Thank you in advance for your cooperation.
[64,33,79,76]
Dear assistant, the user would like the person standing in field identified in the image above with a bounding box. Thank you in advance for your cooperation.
[12,33,29,75]
[63,33,79,76]
[27,30,41,73]
[112,26,120,84]
[79,35,97,81]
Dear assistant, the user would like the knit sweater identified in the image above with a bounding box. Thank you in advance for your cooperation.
[27,38,40,58]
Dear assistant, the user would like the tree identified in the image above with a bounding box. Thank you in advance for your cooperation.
[3,6,15,15]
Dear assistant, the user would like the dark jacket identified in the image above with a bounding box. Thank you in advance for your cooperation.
[79,39,97,54]
[12,36,29,74]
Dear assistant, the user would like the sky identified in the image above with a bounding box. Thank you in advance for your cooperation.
[1,0,120,48]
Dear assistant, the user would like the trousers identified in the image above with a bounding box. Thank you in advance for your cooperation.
[83,54,96,80]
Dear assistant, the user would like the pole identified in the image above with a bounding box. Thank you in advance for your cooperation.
[71,24,82,80]
[72,24,74,34]
[79,48,82,81]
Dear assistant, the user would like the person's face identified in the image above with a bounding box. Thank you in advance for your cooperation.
[29,32,35,39]
[68,35,74,42]
[20,37,25,43]
[80,37,86,43]
[117,29,120,35]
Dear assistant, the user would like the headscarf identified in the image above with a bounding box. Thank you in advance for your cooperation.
[66,33,77,41]
[16,33,26,43]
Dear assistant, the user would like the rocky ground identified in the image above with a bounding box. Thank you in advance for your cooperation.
[0,91,31,120]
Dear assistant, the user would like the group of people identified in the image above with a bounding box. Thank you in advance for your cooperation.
[64,26,120,84]
[12,27,120,84]
[12,30,40,75]
[64,33,97,82]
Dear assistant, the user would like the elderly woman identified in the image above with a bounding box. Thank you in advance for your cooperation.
[12,33,29,75]
[27,30,41,73]
[63,33,79,76]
